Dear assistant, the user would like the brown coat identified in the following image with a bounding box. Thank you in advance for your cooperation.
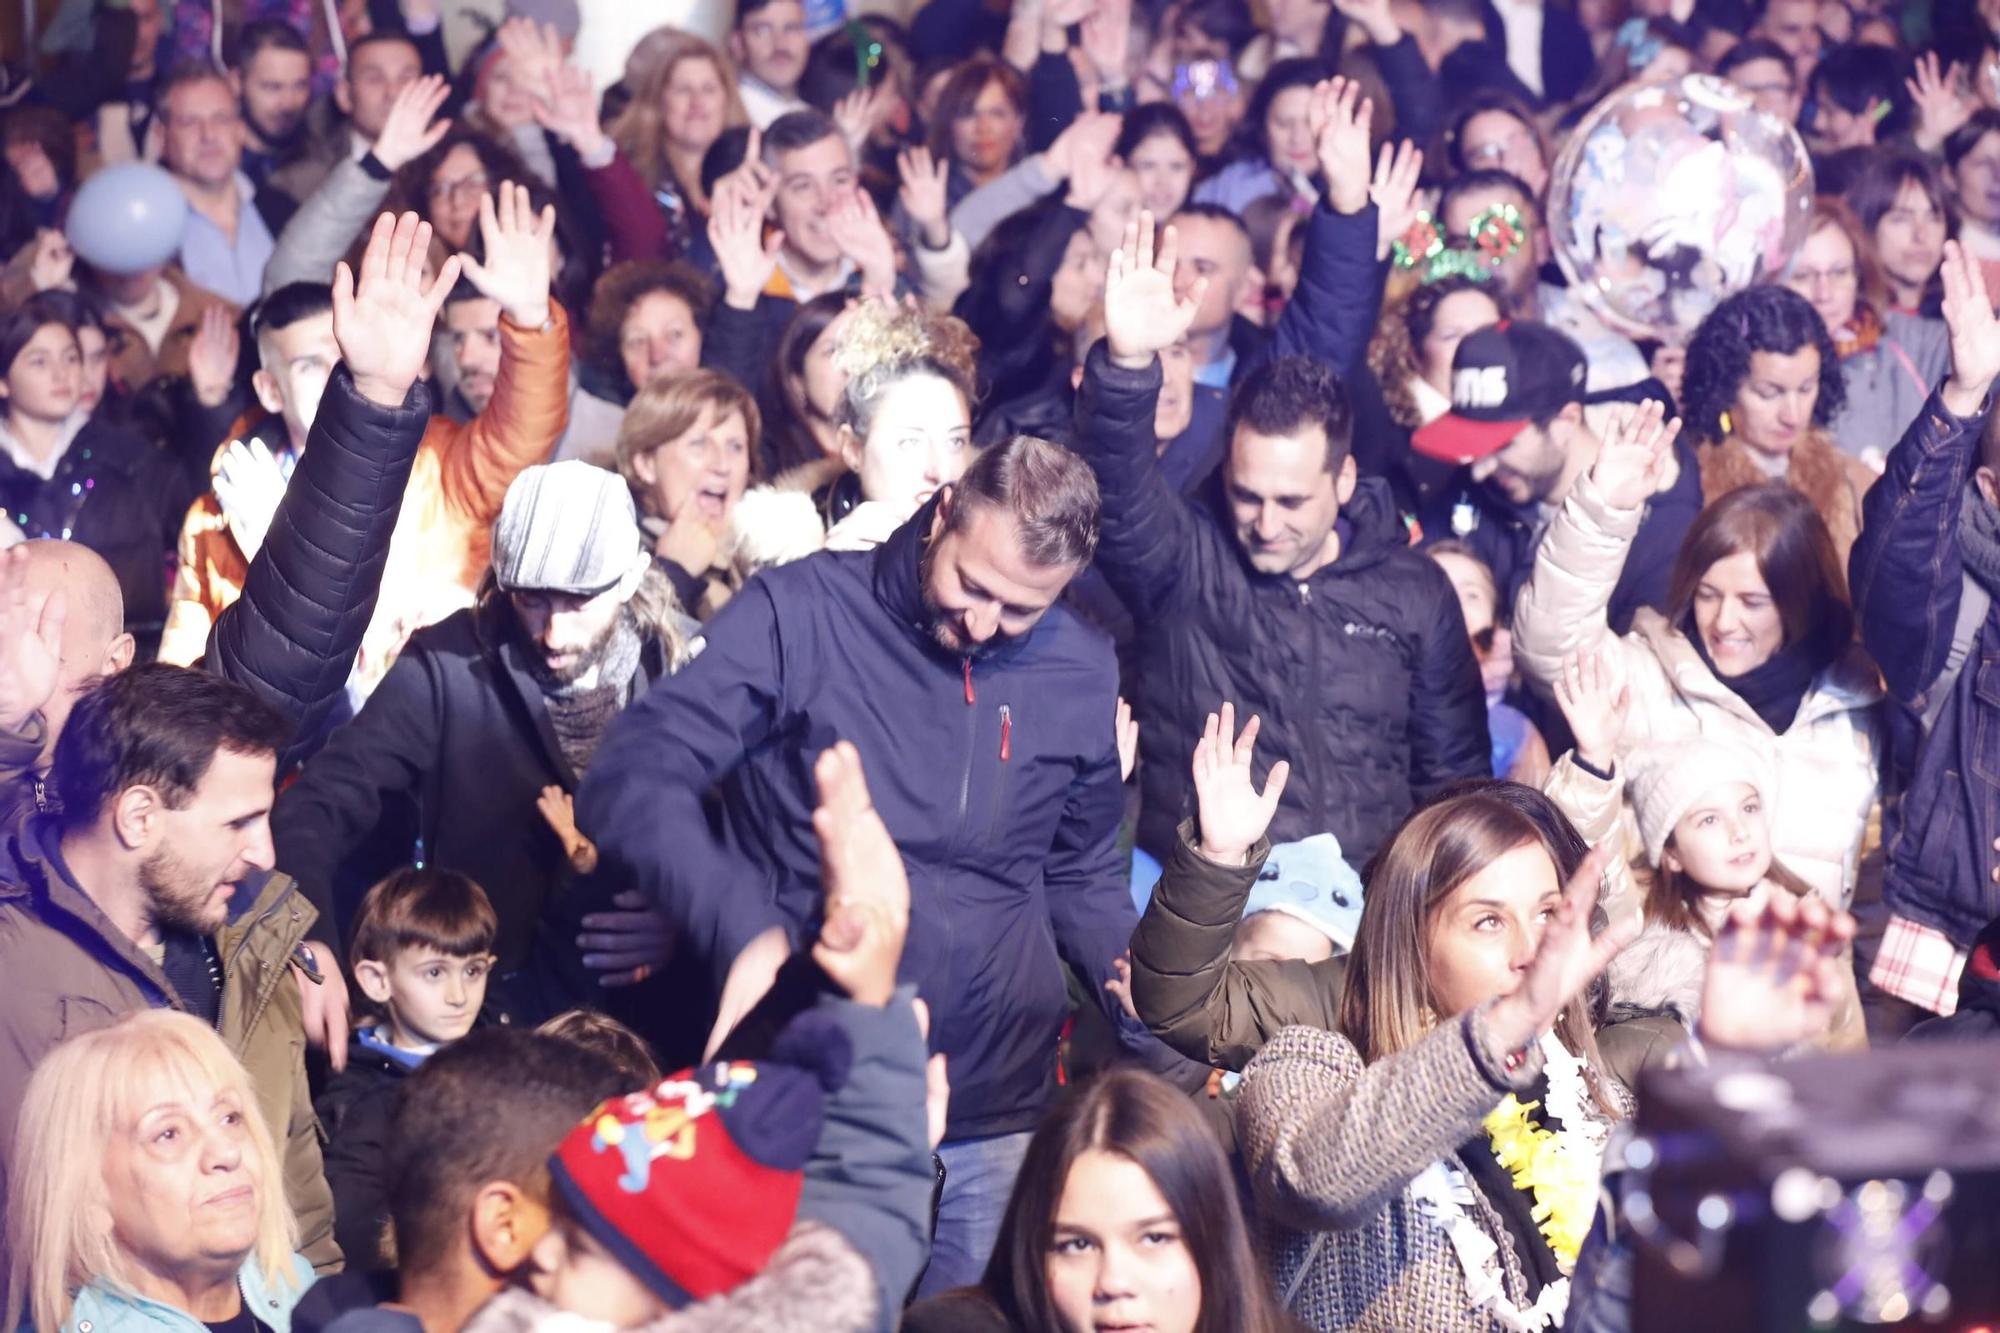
[1699,429,1877,568]
[100,265,240,394]
[0,817,341,1273]
[159,304,573,688]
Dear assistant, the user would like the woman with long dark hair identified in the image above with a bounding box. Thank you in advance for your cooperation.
[902,1068,1291,1333]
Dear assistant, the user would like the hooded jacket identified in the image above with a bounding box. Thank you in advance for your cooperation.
[0,818,340,1272]
[1073,343,1491,870]
[577,500,1190,1141]
[63,1254,319,1333]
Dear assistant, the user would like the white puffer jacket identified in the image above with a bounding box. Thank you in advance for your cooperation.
[1515,473,1885,922]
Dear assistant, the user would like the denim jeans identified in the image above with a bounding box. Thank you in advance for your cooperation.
[916,1129,1036,1298]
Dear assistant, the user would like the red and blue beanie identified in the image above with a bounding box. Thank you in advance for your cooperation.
[548,1014,852,1307]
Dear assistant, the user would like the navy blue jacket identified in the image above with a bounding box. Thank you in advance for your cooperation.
[1850,389,1997,944]
[577,502,1181,1140]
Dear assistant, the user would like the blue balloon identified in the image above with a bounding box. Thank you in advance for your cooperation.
[65,162,190,276]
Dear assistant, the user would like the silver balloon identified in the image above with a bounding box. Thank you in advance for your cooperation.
[1547,74,1815,344]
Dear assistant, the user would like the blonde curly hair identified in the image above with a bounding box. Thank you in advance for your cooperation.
[831,302,981,439]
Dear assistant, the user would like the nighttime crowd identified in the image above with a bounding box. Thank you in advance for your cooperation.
[0,0,1997,1326]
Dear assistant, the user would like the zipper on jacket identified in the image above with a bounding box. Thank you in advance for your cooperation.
[963,656,975,704]
[1297,582,1312,606]
[999,704,1012,762]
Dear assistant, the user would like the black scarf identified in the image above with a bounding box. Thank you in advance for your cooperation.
[1456,1076,1565,1297]
[1684,613,1822,733]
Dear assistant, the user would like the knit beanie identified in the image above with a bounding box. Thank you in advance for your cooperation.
[1626,737,1774,867]
[548,1012,853,1308]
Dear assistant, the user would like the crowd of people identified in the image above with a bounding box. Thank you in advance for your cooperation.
[2,0,1999,1326]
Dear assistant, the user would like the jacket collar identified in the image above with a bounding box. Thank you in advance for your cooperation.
[1630,610,1884,731]
[869,495,1040,672]
[67,1254,311,1333]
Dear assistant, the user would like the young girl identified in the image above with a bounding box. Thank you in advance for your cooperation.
[901,1068,1291,1333]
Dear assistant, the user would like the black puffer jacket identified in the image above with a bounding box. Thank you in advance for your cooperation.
[0,417,195,659]
[1075,344,1491,869]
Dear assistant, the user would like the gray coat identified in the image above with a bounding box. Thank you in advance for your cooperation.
[1831,310,1949,466]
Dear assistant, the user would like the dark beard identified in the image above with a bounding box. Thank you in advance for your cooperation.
[523,607,629,691]
[917,541,1006,661]
[242,96,307,153]
[141,842,230,934]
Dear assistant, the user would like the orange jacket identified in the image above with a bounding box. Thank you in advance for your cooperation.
[160,304,572,692]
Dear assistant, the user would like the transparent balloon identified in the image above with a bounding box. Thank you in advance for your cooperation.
[1547,74,1814,344]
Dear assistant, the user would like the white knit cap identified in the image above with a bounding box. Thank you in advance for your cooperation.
[1625,737,1774,867]
[490,462,648,596]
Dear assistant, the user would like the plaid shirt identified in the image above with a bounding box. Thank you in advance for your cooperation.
[1870,915,1969,1016]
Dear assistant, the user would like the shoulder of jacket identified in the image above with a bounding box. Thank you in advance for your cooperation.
[1243,1022,1365,1078]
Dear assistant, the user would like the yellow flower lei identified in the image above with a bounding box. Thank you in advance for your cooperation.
[1482,1095,1602,1274]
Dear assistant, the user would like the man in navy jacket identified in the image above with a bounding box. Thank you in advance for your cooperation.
[577,436,1189,1297]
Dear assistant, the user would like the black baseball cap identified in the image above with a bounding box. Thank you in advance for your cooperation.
[1411,320,1587,464]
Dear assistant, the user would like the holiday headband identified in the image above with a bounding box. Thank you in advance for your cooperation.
[1391,203,1526,286]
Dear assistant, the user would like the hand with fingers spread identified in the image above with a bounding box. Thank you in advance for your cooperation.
[1587,398,1682,510]
[1333,0,1403,46]
[1081,0,1134,87]
[1105,211,1207,369]
[534,61,607,159]
[1309,77,1374,214]
[187,303,241,408]
[1553,647,1628,774]
[1486,843,1639,1052]
[578,889,681,987]
[334,211,465,407]
[537,784,599,875]
[1043,110,1123,184]
[1116,696,1140,782]
[709,144,784,310]
[458,179,558,330]
[368,73,453,172]
[897,146,952,251]
[810,740,912,1007]
[1369,139,1423,261]
[1907,52,1973,153]
[495,17,563,118]
[833,82,893,155]
[1191,702,1290,866]
[1697,893,1856,1052]
[1064,137,1123,211]
[827,188,898,299]
[0,545,64,731]
[213,438,289,562]
[1940,239,2000,416]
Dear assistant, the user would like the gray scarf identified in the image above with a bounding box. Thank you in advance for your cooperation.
[539,610,644,778]
[1960,482,2000,595]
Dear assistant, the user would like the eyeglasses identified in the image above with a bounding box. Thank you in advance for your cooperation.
[429,170,490,204]
[1789,264,1856,286]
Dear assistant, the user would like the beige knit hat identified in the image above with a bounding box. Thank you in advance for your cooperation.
[1626,737,1775,867]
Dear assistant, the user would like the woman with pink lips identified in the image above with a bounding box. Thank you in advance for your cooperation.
[4,1010,316,1333]
[1511,401,1882,927]
[1190,58,1328,215]
[1680,283,1879,569]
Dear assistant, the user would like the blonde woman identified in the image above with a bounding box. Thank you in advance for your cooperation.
[4,1010,314,1333]
[616,368,762,621]
[609,30,751,255]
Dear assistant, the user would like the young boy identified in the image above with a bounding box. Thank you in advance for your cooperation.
[317,867,500,1269]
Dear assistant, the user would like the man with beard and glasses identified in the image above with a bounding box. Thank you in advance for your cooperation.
[578,435,1200,1297]
[0,664,342,1270]
[231,20,315,190]
[271,461,695,1030]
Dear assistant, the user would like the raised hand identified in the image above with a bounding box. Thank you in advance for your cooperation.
[1043,110,1122,183]
[1940,239,2000,416]
[537,784,598,875]
[897,146,952,251]
[810,740,912,1007]
[1697,893,1856,1052]
[495,17,563,117]
[1487,843,1639,1052]
[0,545,63,731]
[1116,695,1140,782]
[1064,133,1124,211]
[369,73,452,172]
[1104,211,1207,368]
[833,82,892,155]
[1587,398,1681,510]
[1369,139,1423,261]
[1080,0,1134,86]
[332,211,464,407]
[187,303,241,409]
[1553,647,1629,774]
[1190,702,1290,866]
[457,180,557,330]
[212,438,288,562]
[1332,0,1403,45]
[1907,53,1973,153]
[1309,76,1374,214]
[827,188,898,299]
[708,161,784,310]
[534,61,607,159]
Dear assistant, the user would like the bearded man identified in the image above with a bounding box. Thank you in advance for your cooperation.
[577,434,1197,1297]
[271,462,693,1020]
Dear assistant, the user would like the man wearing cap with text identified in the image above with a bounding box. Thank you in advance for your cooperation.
[1412,320,1703,635]
[273,461,696,1020]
